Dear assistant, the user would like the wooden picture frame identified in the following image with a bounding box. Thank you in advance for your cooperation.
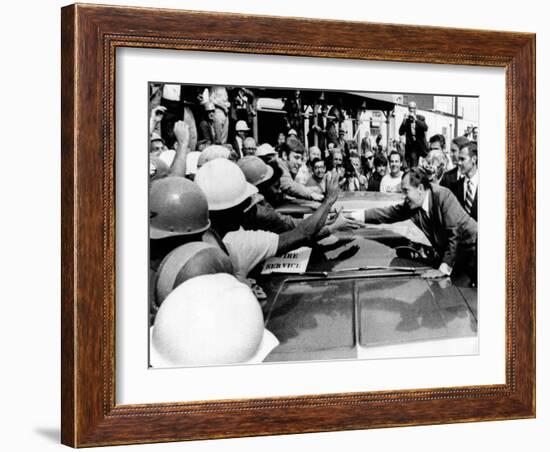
[61,3,535,447]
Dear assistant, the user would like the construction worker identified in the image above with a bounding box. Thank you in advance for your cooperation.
[238,156,298,233]
[151,273,277,367]
[149,176,227,321]
[195,158,357,279]
[232,120,250,158]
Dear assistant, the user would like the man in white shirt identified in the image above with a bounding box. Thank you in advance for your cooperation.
[380,151,404,193]
[195,158,342,279]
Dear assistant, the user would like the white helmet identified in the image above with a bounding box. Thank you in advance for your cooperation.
[185,151,201,175]
[255,143,277,157]
[197,145,230,168]
[235,120,250,132]
[152,273,264,366]
[195,158,258,210]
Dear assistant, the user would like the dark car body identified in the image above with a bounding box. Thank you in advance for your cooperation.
[254,192,478,363]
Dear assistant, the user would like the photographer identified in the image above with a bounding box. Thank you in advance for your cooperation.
[398,101,429,168]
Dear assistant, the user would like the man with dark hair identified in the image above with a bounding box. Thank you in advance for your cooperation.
[279,137,324,201]
[356,167,477,282]
[367,154,387,191]
[429,134,446,152]
[399,101,429,168]
[441,136,470,188]
[380,151,404,193]
[450,142,478,221]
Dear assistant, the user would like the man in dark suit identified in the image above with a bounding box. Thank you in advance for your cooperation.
[309,104,338,152]
[440,136,470,188]
[398,101,429,168]
[198,102,216,146]
[450,142,478,221]
[358,167,477,282]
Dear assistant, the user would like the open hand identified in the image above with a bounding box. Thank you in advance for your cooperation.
[328,207,365,233]
[324,170,341,203]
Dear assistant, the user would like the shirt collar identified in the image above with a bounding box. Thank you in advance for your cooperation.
[464,169,479,187]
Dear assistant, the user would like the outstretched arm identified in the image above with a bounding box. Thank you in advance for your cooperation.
[277,171,339,254]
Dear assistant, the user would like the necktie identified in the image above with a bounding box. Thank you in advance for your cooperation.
[465,179,474,214]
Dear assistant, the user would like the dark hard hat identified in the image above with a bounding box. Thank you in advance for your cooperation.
[149,177,210,239]
[155,241,234,305]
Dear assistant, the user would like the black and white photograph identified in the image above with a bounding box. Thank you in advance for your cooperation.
[147,83,480,368]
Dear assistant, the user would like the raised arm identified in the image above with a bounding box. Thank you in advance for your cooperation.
[276,171,339,254]
[168,121,190,178]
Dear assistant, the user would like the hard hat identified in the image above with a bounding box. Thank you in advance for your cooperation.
[255,143,277,157]
[235,120,250,132]
[149,177,210,239]
[152,273,264,366]
[185,151,201,175]
[155,242,234,305]
[195,158,258,211]
[197,145,230,168]
[237,156,274,186]
[203,101,215,111]
[288,129,297,136]
[150,132,164,143]
[149,156,170,181]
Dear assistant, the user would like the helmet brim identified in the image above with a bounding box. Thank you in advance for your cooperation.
[253,164,274,186]
[208,182,259,211]
[149,220,211,240]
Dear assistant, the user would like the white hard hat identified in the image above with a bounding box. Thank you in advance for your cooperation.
[235,120,250,132]
[288,129,298,136]
[197,145,230,168]
[152,273,264,366]
[185,151,201,175]
[195,158,258,210]
[255,143,277,157]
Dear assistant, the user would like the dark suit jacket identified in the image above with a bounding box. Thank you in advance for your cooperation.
[198,120,216,145]
[308,115,338,151]
[398,114,429,157]
[440,166,460,189]
[449,177,478,221]
[363,185,477,269]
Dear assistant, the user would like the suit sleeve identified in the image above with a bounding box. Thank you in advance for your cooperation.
[439,191,469,268]
[398,118,408,136]
[198,121,213,144]
[363,203,411,224]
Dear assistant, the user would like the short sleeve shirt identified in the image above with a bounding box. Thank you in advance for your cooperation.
[223,229,279,279]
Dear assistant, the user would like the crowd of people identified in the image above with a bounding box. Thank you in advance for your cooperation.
[148,85,479,367]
